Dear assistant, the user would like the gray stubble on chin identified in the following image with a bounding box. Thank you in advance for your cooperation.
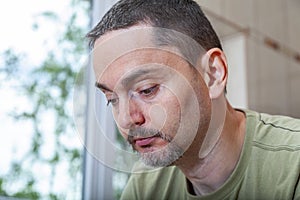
[126,125,184,167]
[139,141,184,167]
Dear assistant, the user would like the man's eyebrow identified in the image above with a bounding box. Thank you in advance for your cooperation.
[121,68,159,86]
[95,82,112,92]
[95,68,161,91]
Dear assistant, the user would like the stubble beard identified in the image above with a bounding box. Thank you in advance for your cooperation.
[128,128,184,167]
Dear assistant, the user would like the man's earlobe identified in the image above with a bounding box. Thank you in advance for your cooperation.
[202,48,228,99]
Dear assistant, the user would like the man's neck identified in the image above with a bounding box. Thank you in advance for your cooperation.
[176,103,246,196]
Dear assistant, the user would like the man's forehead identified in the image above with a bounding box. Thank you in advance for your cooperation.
[96,46,195,87]
[91,25,205,85]
[92,26,156,79]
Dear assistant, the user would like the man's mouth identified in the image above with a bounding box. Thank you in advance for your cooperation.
[134,136,157,148]
[132,135,164,153]
[127,130,172,152]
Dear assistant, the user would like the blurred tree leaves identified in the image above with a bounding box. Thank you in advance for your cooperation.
[0,49,22,81]
[0,0,90,199]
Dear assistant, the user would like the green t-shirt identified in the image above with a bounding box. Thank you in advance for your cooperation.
[120,110,300,200]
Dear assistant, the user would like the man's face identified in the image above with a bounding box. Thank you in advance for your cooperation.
[93,27,211,167]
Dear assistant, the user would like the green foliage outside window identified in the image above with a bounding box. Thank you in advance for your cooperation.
[0,0,90,199]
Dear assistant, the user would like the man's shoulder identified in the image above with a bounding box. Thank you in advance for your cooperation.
[231,110,300,199]
[245,109,300,130]
[256,111,300,132]
[245,109,300,150]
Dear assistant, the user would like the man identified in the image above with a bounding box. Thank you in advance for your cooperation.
[87,0,300,199]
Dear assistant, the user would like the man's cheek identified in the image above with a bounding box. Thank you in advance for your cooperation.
[149,104,167,131]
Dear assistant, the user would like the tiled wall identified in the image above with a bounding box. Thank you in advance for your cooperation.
[197,0,300,117]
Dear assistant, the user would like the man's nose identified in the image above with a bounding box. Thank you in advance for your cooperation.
[117,97,145,130]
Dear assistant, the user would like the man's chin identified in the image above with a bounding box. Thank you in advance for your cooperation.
[139,154,175,167]
[138,144,184,167]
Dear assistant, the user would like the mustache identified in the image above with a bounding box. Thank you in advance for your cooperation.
[127,127,172,144]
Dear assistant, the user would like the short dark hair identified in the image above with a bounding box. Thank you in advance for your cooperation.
[86,0,222,51]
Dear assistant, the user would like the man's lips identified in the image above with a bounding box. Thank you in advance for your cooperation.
[134,136,157,147]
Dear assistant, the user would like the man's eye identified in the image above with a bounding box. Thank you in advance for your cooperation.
[107,98,119,106]
[139,85,159,97]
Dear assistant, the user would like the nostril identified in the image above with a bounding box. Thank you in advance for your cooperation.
[134,120,144,126]
[128,109,145,126]
[132,114,145,126]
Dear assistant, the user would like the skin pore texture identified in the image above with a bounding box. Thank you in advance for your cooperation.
[93,25,246,195]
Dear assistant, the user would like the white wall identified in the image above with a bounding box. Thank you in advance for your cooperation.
[223,33,248,109]
[197,0,300,117]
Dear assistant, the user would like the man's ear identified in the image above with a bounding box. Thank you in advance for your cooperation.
[201,48,228,99]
